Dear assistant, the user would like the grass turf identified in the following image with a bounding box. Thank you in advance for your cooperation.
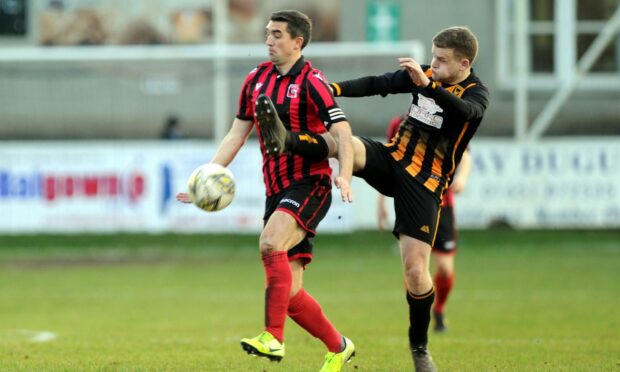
[0,230,618,371]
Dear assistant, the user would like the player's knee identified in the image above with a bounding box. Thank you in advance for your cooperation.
[259,239,278,255]
[404,263,427,287]
[352,137,366,171]
[289,285,302,298]
[436,266,453,277]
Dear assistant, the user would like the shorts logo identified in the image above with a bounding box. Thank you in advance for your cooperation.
[280,198,300,208]
[287,84,299,98]
[420,225,430,233]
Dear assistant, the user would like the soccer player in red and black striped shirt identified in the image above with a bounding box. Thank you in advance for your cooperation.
[177,10,355,371]
[258,26,488,371]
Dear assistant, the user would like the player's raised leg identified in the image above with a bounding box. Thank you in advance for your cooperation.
[255,94,366,172]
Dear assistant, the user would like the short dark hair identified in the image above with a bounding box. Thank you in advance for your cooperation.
[270,10,312,49]
[432,26,479,64]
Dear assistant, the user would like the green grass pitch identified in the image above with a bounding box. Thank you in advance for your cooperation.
[0,230,618,371]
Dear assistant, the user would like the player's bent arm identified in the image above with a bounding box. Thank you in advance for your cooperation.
[210,118,253,167]
[424,84,489,121]
[451,149,472,194]
[329,121,354,202]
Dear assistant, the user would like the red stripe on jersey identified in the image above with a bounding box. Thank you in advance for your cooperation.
[307,73,335,107]
[290,72,306,179]
[279,155,291,189]
[276,76,290,105]
[288,72,305,132]
[268,154,281,195]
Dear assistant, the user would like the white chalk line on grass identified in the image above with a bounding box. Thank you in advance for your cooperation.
[8,330,58,343]
[29,331,57,343]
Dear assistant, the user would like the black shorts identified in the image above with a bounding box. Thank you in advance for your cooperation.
[355,137,440,245]
[264,175,332,266]
[433,206,457,254]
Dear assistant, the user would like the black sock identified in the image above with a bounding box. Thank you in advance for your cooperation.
[286,131,329,161]
[406,288,435,348]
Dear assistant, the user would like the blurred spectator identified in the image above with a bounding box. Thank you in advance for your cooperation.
[170,9,210,43]
[160,114,184,140]
[116,18,167,45]
[40,8,107,45]
[228,0,260,43]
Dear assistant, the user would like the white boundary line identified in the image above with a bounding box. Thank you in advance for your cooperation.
[11,330,58,343]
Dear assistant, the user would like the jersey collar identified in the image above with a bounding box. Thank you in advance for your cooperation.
[272,56,305,77]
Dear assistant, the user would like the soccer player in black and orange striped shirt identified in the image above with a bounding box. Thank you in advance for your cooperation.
[258,26,488,371]
[177,10,356,372]
[379,115,473,335]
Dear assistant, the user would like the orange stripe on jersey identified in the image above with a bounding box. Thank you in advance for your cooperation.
[423,176,439,191]
[405,138,426,177]
[389,129,412,161]
[430,207,443,247]
[423,149,445,190]
[445,82,477,98]
[446,121,471,180]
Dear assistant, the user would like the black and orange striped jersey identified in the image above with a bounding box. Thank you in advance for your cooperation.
[332,65,488,201]
[236,57,347,196]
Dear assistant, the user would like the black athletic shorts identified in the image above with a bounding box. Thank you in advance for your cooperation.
[264,175,332,265]
[355,137,440,245]
[433,206,457,254]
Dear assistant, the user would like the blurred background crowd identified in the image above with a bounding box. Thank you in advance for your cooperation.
[0,0,618,140]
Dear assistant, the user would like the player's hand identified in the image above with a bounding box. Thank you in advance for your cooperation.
[176,192,192,204]
[334,176,353,203]
[398,57,430,87]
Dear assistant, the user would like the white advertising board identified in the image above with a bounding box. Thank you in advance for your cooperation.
[456,138,620,228]
[1,138,619,233]
[0,141,353,233]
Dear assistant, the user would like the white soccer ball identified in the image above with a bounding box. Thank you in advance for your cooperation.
[187,163,235,212]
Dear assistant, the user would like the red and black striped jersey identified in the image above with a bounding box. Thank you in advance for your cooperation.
[333,66,488,201]
[236,57,347,196]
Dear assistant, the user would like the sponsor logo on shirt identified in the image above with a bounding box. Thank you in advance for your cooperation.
[408,94,444,129]
[287,84,299,98]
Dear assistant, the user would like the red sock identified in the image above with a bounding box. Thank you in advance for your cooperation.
[262,251,292,343]
[287,289,342,352]
[433,272,455,314]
